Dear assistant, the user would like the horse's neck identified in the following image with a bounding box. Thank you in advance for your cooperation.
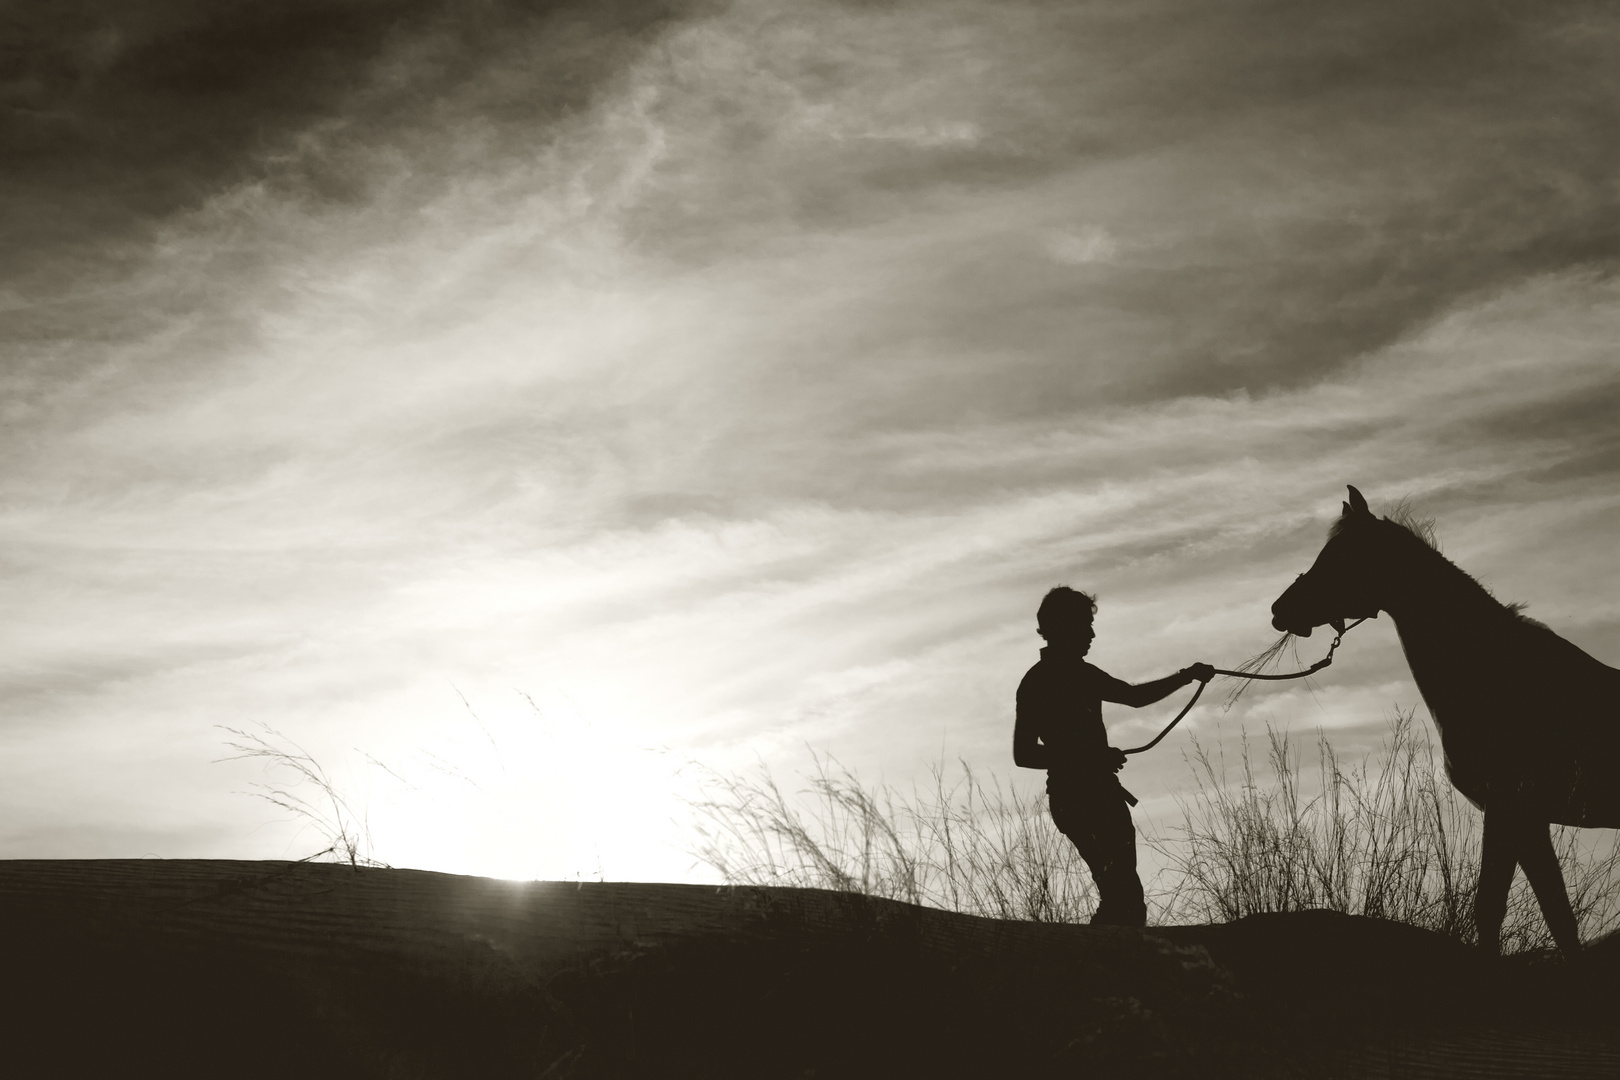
[1380,542,1512,675]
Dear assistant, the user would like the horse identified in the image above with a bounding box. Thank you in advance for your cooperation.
[1270,486,1620,955]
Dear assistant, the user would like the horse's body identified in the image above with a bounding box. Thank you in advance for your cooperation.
[1271,487,1620,954]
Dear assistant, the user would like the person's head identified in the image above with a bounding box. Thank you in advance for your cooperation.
[1037,586,1097,650]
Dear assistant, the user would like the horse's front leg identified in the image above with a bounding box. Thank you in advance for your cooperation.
[1475,805,1517,955]
[1515,818,1581,955]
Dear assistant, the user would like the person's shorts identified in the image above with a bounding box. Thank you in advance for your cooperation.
[1047,771,1137,811]
[1048,777,1135,838]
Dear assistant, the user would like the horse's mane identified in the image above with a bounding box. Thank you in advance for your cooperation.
[1328,498,1437,548]
[1381,500,1440,550]
[1344,500,1538,625]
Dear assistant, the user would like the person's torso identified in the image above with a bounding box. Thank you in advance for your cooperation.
[1025,651,1110,776]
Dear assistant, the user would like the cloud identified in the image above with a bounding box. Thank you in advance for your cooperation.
[1048,226,1119,265]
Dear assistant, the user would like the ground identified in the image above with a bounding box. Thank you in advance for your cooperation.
[2,860,1618,1078]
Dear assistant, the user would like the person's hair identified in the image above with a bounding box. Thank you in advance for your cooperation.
[1036,586,1097,640]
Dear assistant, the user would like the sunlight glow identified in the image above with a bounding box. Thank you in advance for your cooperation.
[363,684,691,882]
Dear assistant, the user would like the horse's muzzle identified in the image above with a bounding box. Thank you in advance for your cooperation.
[1271,613,1312,637]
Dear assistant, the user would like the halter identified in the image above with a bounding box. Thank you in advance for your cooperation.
[1120,618,1366,756]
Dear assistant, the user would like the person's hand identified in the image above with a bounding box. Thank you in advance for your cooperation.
[1107,746,1128,772]
[1185,662,1215,684]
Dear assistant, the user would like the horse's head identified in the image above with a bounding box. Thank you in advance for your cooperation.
[1271,486,1387,637]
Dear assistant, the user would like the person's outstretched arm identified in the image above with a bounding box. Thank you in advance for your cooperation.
[1097,663,1213,708]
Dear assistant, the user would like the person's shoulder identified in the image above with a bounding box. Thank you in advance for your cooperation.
[1017,657,1049,692]
[1070,661,1123,694]
[1021,655,1105,689]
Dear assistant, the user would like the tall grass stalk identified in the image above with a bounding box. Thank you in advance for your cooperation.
[691,712,1620,951]
[219,723,392,869]
[1145,708,1620,952]
[688,752,1097,923]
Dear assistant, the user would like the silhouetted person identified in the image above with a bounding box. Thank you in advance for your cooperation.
[1014,586,1213,927]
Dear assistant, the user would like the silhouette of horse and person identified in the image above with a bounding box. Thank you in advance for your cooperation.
[1017,485,1618,955]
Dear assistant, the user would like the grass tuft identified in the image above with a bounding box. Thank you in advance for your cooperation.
[687,750,1097,923]
[1144,708,1620,951]
[218,722,391,869]
[691,711,1620,951]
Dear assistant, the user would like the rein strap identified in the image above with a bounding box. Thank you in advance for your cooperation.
[1120,618,1365,756]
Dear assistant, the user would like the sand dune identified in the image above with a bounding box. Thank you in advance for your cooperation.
[2,860,1617,1077]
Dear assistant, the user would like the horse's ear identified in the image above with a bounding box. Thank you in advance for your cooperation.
[1347,486,1370,515]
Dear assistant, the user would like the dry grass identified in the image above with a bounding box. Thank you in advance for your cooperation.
[218,722,392,869]
[1145,708,1620,951]
[687,752,1097,923]
[690,711,1620,951]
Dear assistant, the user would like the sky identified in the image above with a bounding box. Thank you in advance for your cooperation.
[4,0,1619,884]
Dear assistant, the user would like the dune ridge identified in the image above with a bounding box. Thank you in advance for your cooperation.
[2,860,1617,1077]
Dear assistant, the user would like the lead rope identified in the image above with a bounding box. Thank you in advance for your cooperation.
[1120,618,1366,756]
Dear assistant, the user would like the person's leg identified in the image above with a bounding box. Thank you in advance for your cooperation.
[1077,836,1120,925]
[1092,795,1145,927]
[1055,792,1143,927]
[1049,793,1114,922]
